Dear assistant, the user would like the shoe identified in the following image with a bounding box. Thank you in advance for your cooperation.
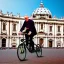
[30,49,36,53]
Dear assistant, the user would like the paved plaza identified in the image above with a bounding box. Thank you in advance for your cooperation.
[0,48,64,64]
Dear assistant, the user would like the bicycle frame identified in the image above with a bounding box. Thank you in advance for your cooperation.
[17,34,42,61]
[21,38,34,53]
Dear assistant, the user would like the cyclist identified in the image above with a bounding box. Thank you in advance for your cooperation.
[18,15,37,52]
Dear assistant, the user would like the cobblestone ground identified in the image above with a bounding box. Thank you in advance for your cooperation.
[0,48,64,64]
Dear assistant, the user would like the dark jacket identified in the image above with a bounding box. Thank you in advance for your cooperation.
[20,19,37,36]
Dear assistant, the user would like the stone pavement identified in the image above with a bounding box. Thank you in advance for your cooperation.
[0,48,64,64]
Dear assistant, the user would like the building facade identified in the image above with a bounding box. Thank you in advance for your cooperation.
[0,11,23,48]
[0,2,64,48]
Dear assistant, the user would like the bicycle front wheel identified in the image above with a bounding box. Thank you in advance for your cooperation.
[17,43,26,61]
[36,44,42,57]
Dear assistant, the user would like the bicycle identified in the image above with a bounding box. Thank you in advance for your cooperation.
[17,33,42,61]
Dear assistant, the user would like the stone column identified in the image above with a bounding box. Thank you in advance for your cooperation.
[61,37,63,47]
[0,37,2,47]
[0,20,1,34]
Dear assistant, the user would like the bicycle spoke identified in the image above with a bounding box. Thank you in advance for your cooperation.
[17,44,26,61]
[36,44,42,57]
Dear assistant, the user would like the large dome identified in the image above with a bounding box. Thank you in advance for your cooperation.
[32,2,52,18]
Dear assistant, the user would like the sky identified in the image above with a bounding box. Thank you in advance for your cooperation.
[0,0,64,18]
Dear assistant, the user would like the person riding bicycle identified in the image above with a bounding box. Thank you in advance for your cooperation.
[18,15,37,52]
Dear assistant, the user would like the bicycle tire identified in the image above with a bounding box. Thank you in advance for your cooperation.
[17,43,26,61]
[36,44,42,57]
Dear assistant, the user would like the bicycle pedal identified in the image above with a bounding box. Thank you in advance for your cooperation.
[30,50,35,53]
[37,48,40,51]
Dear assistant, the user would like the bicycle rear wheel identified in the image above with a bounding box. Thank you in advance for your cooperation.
[36,44,42,57]
[17,43,26,61]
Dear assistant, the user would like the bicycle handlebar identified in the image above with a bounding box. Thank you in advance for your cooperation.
[21,32,27,35]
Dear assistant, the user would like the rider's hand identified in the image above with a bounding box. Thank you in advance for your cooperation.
[28,31,32,35]
[18,31,22,35]
[22,27,27,32]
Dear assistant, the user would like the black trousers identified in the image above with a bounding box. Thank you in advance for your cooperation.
[25,34,34,50]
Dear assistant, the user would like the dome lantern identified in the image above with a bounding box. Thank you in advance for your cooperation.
[40,1,44,8]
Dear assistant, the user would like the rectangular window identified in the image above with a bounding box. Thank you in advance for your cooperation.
[13,24,16,31]
[63,38,64,43]
[3,23,6,30]
[63,38,64,41]
[63,25,64,32]
[49,26,52,32]
[41,23,43,29]
[58,26,60,32]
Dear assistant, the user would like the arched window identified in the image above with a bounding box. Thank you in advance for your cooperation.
[33,14,36,18]
[49,15,52,18]
[2,38,6,47]
[48,39,53,47]
[11,38,16,48]
[39,38,44,46]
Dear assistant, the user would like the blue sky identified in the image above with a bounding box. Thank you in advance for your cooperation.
[0,0,64,18]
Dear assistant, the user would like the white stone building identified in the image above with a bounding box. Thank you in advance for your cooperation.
[0,2,64,48]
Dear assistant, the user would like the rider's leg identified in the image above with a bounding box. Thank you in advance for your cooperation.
[25,35,29,46]
[29,35,34,50]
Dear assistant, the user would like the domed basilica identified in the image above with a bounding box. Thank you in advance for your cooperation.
[0,1,64,48]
